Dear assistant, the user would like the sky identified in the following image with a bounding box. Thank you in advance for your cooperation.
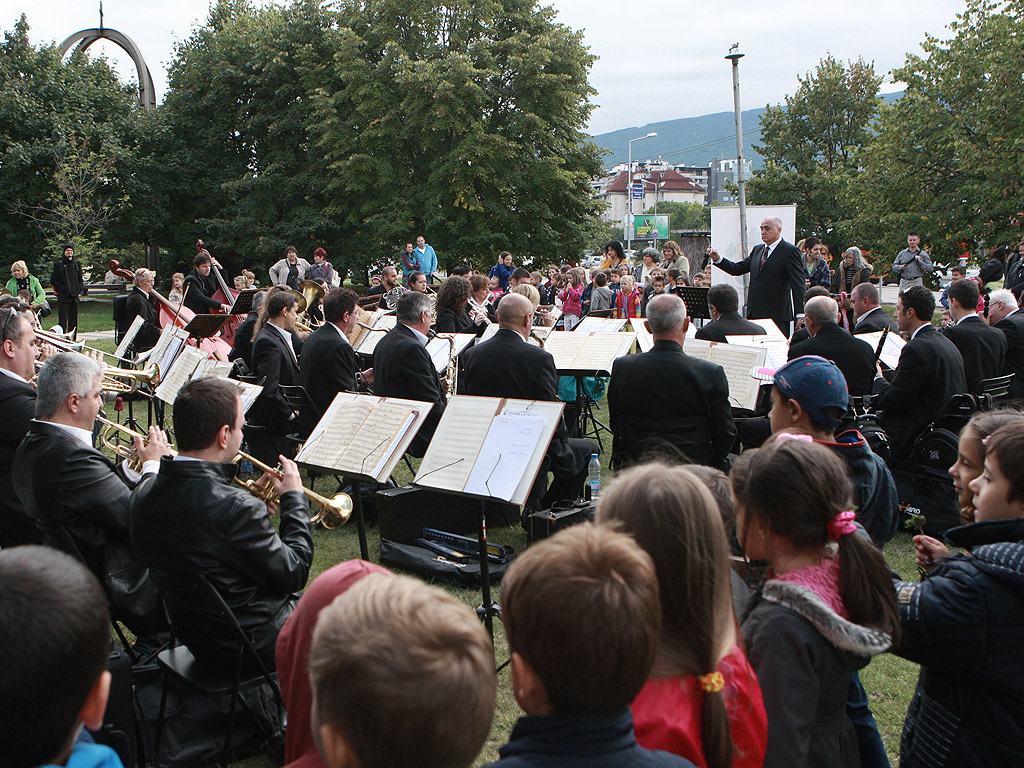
[4,0,968,135]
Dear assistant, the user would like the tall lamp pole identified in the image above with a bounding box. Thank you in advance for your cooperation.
[627,132,657,254]
[726,44,748,262]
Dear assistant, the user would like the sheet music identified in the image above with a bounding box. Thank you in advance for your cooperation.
[570,333,634,372]
[115,316,144,359]
[426,334,475,374]
[573,316,627,334]
[855,331,906,369]
[150,324,189,380]
[543,332,590,368]
[345,406,416,478]
[415,397,498,491]
[374,313,397,331]
[630,321,654,352]
[237,381,263,413]
[464,409,548,501]
[685,344,765,411]
[725,336,790,370]
[750,318,788,341]
[191,358,234,380]
[354,329,388,355]
[154,347,207,404]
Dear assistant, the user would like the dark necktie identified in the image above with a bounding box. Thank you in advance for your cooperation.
[760,245,771,268]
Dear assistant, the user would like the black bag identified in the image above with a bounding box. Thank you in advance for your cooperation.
[526,500,596,544]
[889,457,962,537]
[380,539,513,587]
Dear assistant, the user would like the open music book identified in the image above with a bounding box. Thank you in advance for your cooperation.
[683,340,767,411]
[545,331,635,374]
[426,334,476,374]
[154,346,208,404]
[479,323,551,345]
[191,357,235,381]
[352,312,399,354]
[629,320,654,353]
[115,316,144,359]
[237,381,263,414]
[414,395,563,505]
[296,392,433,482]
[855,330,906,369]
[725,335,790,370]
[573,316,628,334]
[149,323,190,382]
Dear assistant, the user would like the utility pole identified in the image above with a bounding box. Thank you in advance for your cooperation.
[726,44,748,262]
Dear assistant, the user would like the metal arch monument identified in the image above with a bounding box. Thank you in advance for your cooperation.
[58,9,157,109]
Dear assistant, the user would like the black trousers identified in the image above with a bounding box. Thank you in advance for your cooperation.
[58,300,79,336]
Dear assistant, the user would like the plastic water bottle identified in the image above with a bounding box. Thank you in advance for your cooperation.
[587,454,602,501]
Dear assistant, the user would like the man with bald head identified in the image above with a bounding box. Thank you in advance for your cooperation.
[458,293,596,507]
[707,216,806,335]
[788,295,878,397]
[607,293,735,470]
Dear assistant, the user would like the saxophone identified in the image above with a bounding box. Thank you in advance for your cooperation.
[429,331,459,397]
[529,329,546,348]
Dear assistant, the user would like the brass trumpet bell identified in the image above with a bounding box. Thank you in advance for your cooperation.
[299,280,325,309]
[102,363,160,393]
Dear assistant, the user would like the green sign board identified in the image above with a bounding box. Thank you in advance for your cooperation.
[632,214,669,240]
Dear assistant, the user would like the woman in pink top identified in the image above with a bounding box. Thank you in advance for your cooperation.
[598,463,767,768]
[558,268,584,330]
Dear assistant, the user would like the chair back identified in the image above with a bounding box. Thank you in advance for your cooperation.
[613,415,720,470]
[980,373,1014,400]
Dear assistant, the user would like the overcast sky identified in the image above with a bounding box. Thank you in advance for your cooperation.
[6,0,967,135]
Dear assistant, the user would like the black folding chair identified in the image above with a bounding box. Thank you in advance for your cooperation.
[154,574,284,768]
[611,416,722,471]
[980,373,1014,401]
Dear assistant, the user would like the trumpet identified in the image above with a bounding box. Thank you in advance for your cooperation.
[233,451,352,529]
[101,363,161,393]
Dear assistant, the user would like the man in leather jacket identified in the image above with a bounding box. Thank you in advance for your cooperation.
[13,352,171,638]
[130,377,313,668]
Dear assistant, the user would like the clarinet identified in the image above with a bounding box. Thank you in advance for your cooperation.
[872,326,889,368]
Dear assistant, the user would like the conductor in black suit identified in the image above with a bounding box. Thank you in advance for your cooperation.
[249,289,302,463]
[372,291,446,457]
[986,289,1024,399]
[297,288,374,435]
[789,296,877,397]
[942,279,1006,393]
[124,268,161,353]
[708,216,805,336]
[873,286,967,459]
[694,284,768,342]
[851,283,898,334]
[608,294,735,470]
[458,293,597,507]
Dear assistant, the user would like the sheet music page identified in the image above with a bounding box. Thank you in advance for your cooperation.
[150,324,188,379]
[154,347,207,404]
[570,332,635,372]
[855,331,904,369]
[574,317,627,334]
[355,329,388,355]
[425,334,475,374]
[341,403,416,478]
[725,336,790,370]
[297,396,374,470]
[464,409,548,501]
[543,332,590,369]
[115,316,144,359]
[374,313,397,331]
[749,318,789,341]
[502,399,564,505]
[237,381,263,413]
[630,321,654,352]
[191,358,234,380]
[415,396,498,492]
[710,345,766,411]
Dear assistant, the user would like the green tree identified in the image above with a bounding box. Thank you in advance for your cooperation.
[748,55,882,256]
[855,0,1024,263]
[644,201,710,232]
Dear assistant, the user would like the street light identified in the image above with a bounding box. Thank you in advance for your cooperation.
[725,44,748,262]
[627,132,657,253]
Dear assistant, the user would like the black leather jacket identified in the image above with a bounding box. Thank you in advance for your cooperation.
[130,457,313,666]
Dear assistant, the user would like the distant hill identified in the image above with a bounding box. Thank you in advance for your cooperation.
[591,92,902,171]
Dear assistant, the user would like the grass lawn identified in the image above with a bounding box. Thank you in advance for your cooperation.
[41,298,119,335]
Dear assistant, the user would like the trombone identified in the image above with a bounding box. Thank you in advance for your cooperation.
[95,417,352,529]
[36,327,137,367]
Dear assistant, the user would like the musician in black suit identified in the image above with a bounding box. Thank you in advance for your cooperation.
[0,308,43,547]
[694,284,768,342]
[458,293,597,506]
[708,216,805,335]
[789,296,877,397]
[13,352,170,636]
[124,268,161,353]
[249,290,302,463]
[298,288,373,436]
[608,294,735,470]
[372,291,446,457]
[851,283,898,334]
[183,250,232,316]
[987,289,1024,399]
[49,243,83,336]
[942,279,1006,393]
[873,287,967,459]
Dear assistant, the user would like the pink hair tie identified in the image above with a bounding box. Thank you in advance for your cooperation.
[828,511,857,540]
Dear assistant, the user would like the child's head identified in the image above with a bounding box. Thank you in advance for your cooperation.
[731,437,900,641]
[950,409,1024,515]
[594,271,608,288]
[489,275,499,289]
[969,421,1024,522]
[597,464,735,768]
[501,524,660,716]
[652,276,665,293]
[172,272,184,288]
[610,269,621,284]
[769,356,849,438]
[0,546,112,768]
[309,573,495,768]
[688,464,741,556]
[620,275,636,293]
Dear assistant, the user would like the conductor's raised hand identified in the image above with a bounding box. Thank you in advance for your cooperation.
[269,456,303,496]
[707,247,721,263]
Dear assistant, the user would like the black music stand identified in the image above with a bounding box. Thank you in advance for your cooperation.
[556,364,612,451]
[228,289,258,316]
[676,286,711,319]
[182,314,231,343]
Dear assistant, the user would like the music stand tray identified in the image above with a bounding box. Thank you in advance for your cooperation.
[229,289,258,316]
[182,314,230,341]
[677,286,711,319]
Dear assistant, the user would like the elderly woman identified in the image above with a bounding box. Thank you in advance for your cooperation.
[269,246,310,291]
[434,275,479,335]
[831,246,873,294]
[125,268,161,353]
[7,261,48,316]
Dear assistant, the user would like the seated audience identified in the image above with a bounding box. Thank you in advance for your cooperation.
[310,572,495,768]
[599,463,767,768]
[0,546,120,768]
[694,285,766,342]
[131,377,313,668]
[484,524,697,768]
[898,421,1024,768]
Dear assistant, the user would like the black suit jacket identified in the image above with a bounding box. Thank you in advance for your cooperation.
[694,311,767,343]
[942,316,1007,393]
[789,323,877,397]
[995,309,1024,399]
[372,323,446,457]
[13,420,164,635]
[435,307,477,335]
[457,328,583,478]
[713,239,805,335]
[607,340,735,469]
[182,269,222,314]
[853,307,898,334]
[0,375,40,547]
[873,325,968,459]
[251,324,301,433]
[125,287,161,352]
[298,323,360,434]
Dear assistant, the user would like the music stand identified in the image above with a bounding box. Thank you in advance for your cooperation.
[677,286,711,319]
[182,314,230,343]
[228,289,258,316]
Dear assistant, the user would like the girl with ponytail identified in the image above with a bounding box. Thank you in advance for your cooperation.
[598,463,767,768]
[732,437,898,768]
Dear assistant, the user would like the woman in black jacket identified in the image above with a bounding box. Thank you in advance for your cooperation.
[434,275,480,335]
[979,245,1008,290]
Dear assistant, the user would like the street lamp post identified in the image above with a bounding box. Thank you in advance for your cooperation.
[627,132,657,254]
[725,44,748,262]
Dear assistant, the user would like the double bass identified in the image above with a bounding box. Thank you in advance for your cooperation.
[197,238,244,346]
